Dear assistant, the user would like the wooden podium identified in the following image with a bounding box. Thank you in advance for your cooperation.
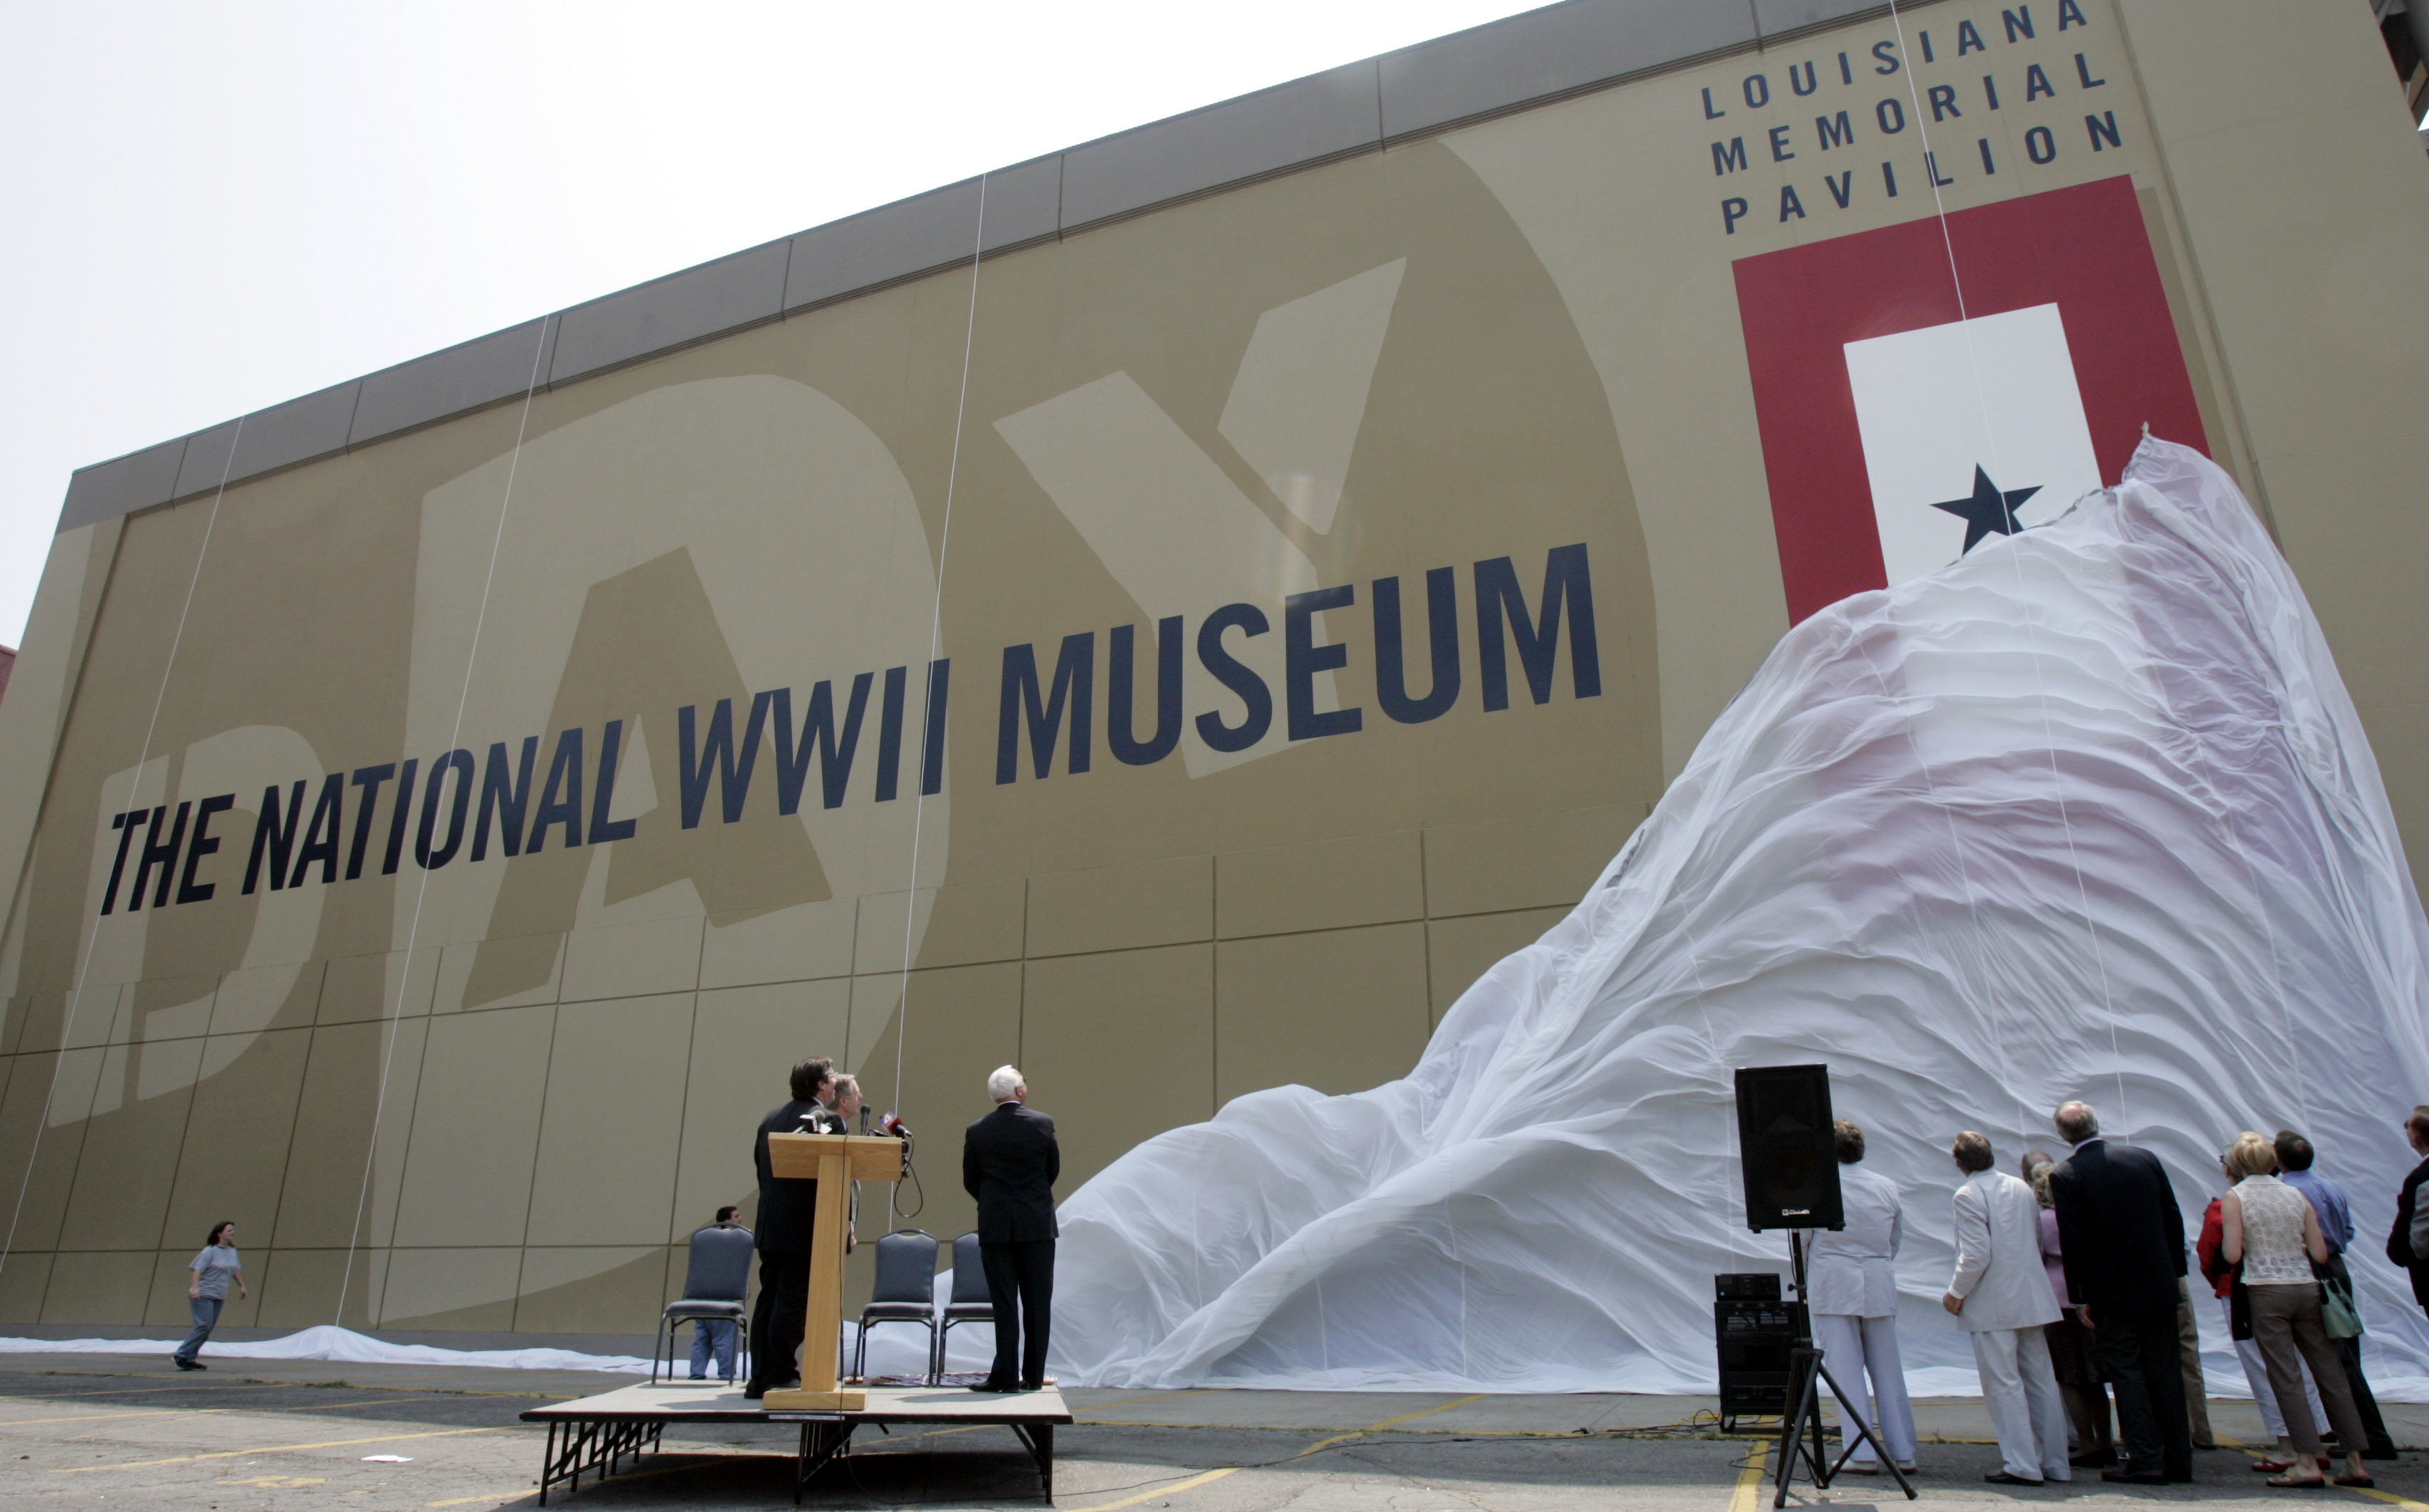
[761,1133,908,1411]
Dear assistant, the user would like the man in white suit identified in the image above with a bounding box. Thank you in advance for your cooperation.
[1946,1130,2070,1486]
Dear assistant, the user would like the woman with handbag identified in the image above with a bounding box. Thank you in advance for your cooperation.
[2220,1131,2373,1489]
[2199,1149,2327,1473]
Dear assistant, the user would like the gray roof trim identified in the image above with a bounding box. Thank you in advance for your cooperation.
[59,0,1923,532]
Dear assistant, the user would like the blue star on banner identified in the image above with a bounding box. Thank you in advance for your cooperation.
[1931,465,2042,553]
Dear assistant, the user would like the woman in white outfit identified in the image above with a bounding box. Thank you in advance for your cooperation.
[1806,1119,1917,1473]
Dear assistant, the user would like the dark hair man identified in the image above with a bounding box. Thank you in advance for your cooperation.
[2385,1109,2429,1323]
[2047,1101,2193,1486]
[963,1065,1059,1393]
[743,1057,844,1399]
[2275,1128,2395,1458]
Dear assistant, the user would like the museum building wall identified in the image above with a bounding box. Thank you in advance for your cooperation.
[0,0,2423,1342]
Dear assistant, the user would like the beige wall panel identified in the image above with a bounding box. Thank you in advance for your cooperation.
[1,1050,95,1251]
[162,1025,311,1248]
[1027,856,1211,957]
[1426,906,1569,1022]
[675,979,851,1234]
[0,1249,52,1324]
[2116,0,2429,717]
[437,932,562,1012]
[1422,803,1640,919]
[60,983,132,1048]
[274,1018,426,1249]
[376,1246,521,1331]
[39,1250,152,1325]
[318,949,440,1025]
[2370,704,2429,883]
[0,518,115,948]
[1215,922,1431,1105]
[702,899,856,989]
[253,1247,380,1332]
[4,504,208,1019]
[1217,830,1423,940]
[390,1004,556,1248]
[1022,944,1213,1190]
[849,961,1023,1244]
[129,972,218,1045]
[856,879,1024,975]
[526,994,693,1246]
[211,958,325,1039]
[0,997,26,1058]
[561,915,703,1003]
[57,1043,201,1251]
[513,1246,668,1334]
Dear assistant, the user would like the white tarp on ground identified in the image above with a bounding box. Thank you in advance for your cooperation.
[0,1274,990,1378]
[1054,440,2429,1401]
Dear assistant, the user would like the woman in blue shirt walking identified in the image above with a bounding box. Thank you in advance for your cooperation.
[174,1221,247,1370]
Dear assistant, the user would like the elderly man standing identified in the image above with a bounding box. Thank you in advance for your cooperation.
[2385,1108,2429,1324]
[1946,1131,2069,1486]
[964,1065,1060,1393]
[2049,1100,2192,1485]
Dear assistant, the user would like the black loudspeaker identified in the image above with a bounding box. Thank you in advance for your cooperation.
[1716,1296,1808,1428]
[1734,1064,1845,1232]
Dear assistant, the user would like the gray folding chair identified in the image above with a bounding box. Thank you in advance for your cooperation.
[933,1231,994,1380]
[851,1229,940,1383]
[654,1223,754,1384]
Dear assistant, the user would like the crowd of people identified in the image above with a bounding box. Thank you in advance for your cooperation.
[1809,1100,2416,1491]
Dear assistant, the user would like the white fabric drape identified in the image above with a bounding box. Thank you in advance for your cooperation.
[1052,440,2429,1397]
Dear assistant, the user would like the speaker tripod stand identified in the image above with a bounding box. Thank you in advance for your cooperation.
[1771,1232,1916,1508]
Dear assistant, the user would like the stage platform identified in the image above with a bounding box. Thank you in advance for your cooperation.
[518,1379,1073,1503]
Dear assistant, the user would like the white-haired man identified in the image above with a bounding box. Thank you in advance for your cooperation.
[1946,1130,2069,1486]
[962,1065,1059,1392]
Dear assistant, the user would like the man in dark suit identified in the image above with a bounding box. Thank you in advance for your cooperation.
[2384,1107,2429,1323]
[963,1064,1059,1392]
[743,1057,845,1399]
[2047,1100,2192,1486]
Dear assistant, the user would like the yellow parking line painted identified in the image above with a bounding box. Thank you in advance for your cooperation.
[1046,1396,1489,1512]
[1296,1394,1489,1458]
[0,1397,402,1426]
[425,1453,756,1505]
[1073,1389,1209,1415]
[1061,1465,1243,1512]
[1727,1439,1772,1512]
[0,1381,295,1400]
[2345,1491,2429,1512]
[52,1424,496,1472]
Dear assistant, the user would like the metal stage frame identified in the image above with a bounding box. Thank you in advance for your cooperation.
[519,1381,1074,1503]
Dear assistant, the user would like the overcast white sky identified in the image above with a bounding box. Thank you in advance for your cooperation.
[0,1,1555,650]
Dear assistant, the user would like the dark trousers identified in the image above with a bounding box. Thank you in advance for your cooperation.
[2325,1255,2395,1453]
[982,1239,1054,1387]
[2093,1302,2191,1478]
[746,1249,810,1391]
